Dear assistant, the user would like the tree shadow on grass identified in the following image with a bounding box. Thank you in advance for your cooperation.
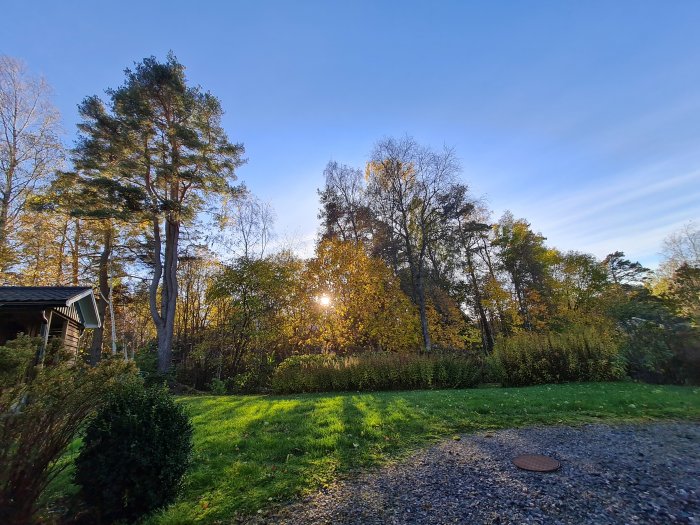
[156,392,440,523]
[152,384,699,524]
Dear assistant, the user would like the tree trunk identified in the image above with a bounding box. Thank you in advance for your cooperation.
[108,281,118,356]
[404,225,432,354]
[89,227,112,365]
[148,214,165,365]
[414,263,432,353]
[479,238,510,336]
[466,250,494,354]
[513,279,531,331]
[71,219,81,285]
[0,161,15,271]
[55,218,68,284]
[156,216,180,374]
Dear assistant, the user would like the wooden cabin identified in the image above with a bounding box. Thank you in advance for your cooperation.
[0,286,101,353]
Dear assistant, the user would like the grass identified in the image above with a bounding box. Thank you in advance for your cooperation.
[48,382,699,524]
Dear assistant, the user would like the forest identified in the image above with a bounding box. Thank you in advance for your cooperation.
[1,53,699,392]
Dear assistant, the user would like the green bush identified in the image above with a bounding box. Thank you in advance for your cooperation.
[74,383,193,523]
[225,351,278,394]
[0,334,37,386]
[619,319,700,385]
[134,341,166,387]
[271,352,482,394]
[209,377,227,394]
[491,325,625,387]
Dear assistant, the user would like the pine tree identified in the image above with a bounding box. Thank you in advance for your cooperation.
[70,54,245,373]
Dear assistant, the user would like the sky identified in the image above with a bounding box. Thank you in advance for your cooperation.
[3,1,699,267]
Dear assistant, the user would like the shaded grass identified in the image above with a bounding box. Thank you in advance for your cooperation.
[49,382,700,524]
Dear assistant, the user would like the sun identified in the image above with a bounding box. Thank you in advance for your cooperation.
[317,294,332,308]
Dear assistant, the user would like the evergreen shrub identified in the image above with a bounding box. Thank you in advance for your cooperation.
[75,383,193,523]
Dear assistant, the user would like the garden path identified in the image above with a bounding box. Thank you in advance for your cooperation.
[266,422,699,524]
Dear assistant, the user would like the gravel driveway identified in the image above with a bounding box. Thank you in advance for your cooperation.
[269,422,699,525]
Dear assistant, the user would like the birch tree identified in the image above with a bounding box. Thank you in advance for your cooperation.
[0,56,62,272]
[366,136,459,352]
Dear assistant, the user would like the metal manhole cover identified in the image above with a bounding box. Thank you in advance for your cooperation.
[512,454,561,472]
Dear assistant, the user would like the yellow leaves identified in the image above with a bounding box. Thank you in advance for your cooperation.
[425,298,464,350]
[285,239,421,353]
[365,159,417,187]
[364,162,375,181]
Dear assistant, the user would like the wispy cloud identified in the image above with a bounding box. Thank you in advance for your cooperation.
[506,168,700,265]
[543,171,700,232]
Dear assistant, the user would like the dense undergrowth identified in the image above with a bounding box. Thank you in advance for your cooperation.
[268,325,632,394]
[489,325,626,387]
[271,352,483,393]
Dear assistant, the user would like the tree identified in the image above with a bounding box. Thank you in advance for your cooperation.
[603,251,650,287]
[660,221,700,274]
[365,136,459,352]
[553,251,608,315]
[215,192,275,261]
[42,161,143,364]
[0,56,62,273]
[175,248,219,360]
[318,161,371,244]
[207,254,296,380]
[443,188,494,352]
[492,212,558,331]
[11,208,75,285]
[286,239,419,353]
[74,54,245,373]
[663,263,700,325]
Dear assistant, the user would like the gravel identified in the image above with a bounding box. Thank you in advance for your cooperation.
[267,422,700,525]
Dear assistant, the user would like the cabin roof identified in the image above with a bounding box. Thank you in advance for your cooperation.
[0,286,93,304]
[0,287,101,328]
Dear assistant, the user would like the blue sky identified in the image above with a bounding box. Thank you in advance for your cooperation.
[3,1,699,267]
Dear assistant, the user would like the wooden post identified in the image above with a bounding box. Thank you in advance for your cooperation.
[36,309,52,366]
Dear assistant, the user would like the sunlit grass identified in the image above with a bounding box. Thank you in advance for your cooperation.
[147,382,699,524]
[47,382,700,524]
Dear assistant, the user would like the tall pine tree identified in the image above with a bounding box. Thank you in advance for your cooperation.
[72,54,245,372]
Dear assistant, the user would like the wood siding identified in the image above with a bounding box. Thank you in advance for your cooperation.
[1,306,84,353]
[49,309,83,354]
[63,319,82,353]
[54,305,81,324]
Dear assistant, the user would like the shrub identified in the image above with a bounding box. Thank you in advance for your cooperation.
[134,340,166,387]
[229,351,278,393]
[620,318,700,385]
[271,352,482,394]
[202,352,277,394]
[0,336,133,525]
[0,334,36,386]
[491,325,625,387]
[209,377,227,394]
[74,382,193,523]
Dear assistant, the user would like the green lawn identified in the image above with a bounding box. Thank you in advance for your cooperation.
[46,382,700,524]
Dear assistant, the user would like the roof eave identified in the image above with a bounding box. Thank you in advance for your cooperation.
[73,292,101,329]
[64,288,95,306]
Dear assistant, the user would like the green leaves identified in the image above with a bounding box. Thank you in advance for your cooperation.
[72,53,246,224]
[75,382,193,523]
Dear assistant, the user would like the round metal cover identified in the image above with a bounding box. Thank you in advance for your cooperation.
[512,454,561,472]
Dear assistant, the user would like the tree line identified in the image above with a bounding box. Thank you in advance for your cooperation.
[1,53,698,388]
